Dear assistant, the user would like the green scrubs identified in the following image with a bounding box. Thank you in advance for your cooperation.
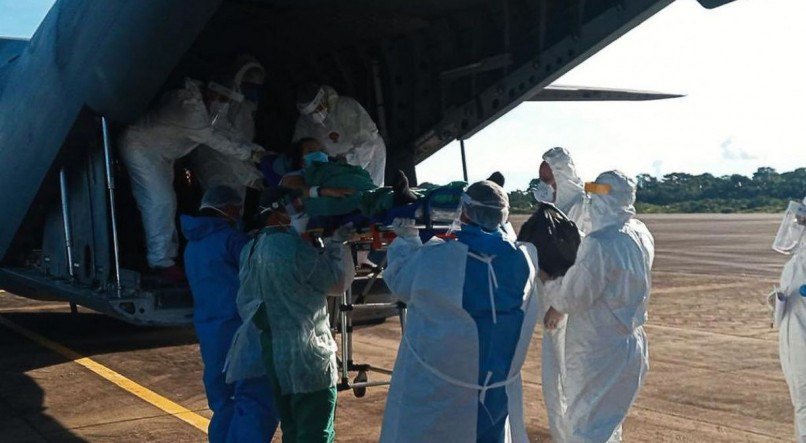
[256,309,337,443]
[242,228,345,443]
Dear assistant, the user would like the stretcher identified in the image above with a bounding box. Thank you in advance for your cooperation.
[332,227,402,397]
[329,187,463,397]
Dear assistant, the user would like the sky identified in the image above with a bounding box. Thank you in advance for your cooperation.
[417,0,806,190]
[1,0,804,190]
[0,0,53,39]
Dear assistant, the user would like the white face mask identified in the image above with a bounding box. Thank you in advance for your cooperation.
[531,180,556,203]
[309,109,328,125]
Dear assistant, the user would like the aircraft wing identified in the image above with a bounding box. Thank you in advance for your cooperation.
[528,85,684,101]
[698,0,737,9]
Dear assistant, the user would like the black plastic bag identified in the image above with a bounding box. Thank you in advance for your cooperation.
[517,203,581,278]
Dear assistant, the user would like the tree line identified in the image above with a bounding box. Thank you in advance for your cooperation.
[508,167,806,214]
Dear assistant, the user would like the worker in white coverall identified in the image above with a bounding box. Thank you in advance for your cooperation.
[119,77,264,279]
[380,180,541,443]
[531,146,590,440]
[771,197,806,441]
[293,84,387,186]
[539,147,591,233]
[542,170,654,442]
[191,55,267,200]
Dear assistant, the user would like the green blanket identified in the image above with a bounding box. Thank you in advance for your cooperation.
[302,162,465,217]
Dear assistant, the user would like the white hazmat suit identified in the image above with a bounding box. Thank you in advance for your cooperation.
[539,146,590,440]
[120,78,263,268]
[775,197,806,441]
[380,234,541,442]
[293,85,387,186]
[191,59,266,199]
[544,170,654,442]
[543,147,591,233]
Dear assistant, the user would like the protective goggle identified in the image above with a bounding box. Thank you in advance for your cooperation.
[584,182,612,195]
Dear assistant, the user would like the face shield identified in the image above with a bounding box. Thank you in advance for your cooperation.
[200,185,245,221]
[207,81,245,128]
[772,200,806,254]
[297,87,328,125]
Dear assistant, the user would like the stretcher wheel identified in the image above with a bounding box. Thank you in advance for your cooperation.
[353,370,368,398]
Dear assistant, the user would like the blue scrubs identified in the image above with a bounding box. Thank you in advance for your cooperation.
[181,215,279,443]
[455,225,530,442]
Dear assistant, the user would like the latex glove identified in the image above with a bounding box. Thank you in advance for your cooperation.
[543,306,566,330]
[250,144,266,163]
[332,223,355,243]
[392,218,418,238]
[766,289,782,312]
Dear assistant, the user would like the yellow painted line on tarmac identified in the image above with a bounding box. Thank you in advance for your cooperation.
[0,303,74,313]
[0,314,210,434]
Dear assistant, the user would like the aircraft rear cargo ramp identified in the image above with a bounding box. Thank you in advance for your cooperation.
[0,0,733,324]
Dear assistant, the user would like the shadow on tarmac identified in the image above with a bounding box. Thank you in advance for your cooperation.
[0,316,91,442]
[0,374,89,442]
[0,310,198,359]
[0,310,200,442]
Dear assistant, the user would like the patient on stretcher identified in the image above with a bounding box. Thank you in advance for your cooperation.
[272,137,465,220]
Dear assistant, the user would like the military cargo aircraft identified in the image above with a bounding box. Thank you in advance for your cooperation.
[0,0,733,326]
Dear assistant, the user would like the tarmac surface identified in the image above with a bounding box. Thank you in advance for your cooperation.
[0,213,794,442]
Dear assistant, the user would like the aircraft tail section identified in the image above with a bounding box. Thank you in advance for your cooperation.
[0,0,223,261]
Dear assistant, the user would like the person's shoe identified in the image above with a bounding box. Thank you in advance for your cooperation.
[487,171,505,187]
[154,265,186,285]
[392,170,419,205]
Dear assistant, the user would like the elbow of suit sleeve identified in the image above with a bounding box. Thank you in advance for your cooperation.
[201,128,254,160]
[384,237,423,302]
[548,243,607,313]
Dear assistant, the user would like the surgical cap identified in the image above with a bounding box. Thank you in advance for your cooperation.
[462,180,510,231]
[200,185,242,211]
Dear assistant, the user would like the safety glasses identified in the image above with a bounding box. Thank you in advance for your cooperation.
[584,182,612,195]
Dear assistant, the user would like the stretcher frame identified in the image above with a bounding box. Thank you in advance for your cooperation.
[332,222,457,397]
[333,226,406,397]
